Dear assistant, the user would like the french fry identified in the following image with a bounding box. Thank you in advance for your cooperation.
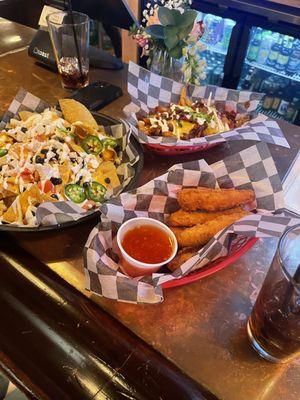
[179,86,192,107]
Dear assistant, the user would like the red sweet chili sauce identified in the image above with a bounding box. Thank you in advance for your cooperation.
[122,225,173,264]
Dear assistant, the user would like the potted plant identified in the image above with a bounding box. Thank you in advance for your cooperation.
[130,0,206,85]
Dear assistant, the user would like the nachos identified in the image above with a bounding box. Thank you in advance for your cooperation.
[137,88,250,139]
[0,99,121,226]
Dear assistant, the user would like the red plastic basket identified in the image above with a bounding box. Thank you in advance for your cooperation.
[162,237,258,289]
[143,142,220,156]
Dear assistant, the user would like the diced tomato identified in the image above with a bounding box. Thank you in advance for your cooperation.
[21,168,34,182]
[82,200,95,210]
[37,134,47,142]
[38,180,55,194]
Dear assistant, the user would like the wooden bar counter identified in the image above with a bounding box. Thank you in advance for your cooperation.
[0,21,300,400]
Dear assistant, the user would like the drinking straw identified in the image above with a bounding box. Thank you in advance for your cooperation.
[282,264,300,315]
[67,0,84,79]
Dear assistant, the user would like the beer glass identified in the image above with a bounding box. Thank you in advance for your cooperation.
[47,11,89,90]
[247,224,300,363]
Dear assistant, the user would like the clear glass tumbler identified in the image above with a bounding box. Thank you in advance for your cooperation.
[247,224,300,363]
[47,11,89,90]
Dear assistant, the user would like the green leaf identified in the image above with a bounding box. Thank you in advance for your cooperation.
[145,24,165,40]
[164,26,179,49]
[129,23,139,36]
[169,45,183,59]
[177,10,198,27]
[178,22,194,40]
[158,7,181,26]
[165,34,179,50]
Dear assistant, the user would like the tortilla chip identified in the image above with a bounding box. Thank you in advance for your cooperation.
[68,140,84,155]
[102,148,117,162]
[93,161,120,190]
[6,118,20,128]
[0,133,13,145]
[97,125,106,134]
[59,99,98,131]
[74,124,89,139]
[2,184,56,223]
[0,200,7,217]
[0,155,8,168]
[3,195,16,209]
[59,161,71,185]
[8,143,32,160]
[19,111,35,121]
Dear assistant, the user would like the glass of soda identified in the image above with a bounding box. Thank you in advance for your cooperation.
[47,11,89,90]
[247,224,300,363]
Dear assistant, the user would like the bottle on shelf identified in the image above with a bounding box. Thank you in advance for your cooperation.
[266,34,283,68]
[262,89,275,111]
[275,36,294,72]
[272,88,284,112]
[256,30,274,65]
[203,14,213,44]
[251,70,264,92]
[285,96,300,123]
[247,27,262,62]
[241,68,255,90]
[204,14,223,45]
[222,19,235,50]
[277,87,291,117]
[286,39,300,75]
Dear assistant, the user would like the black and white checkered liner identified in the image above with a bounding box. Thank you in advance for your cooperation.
[84,142,300,304]
[125,62,289,148]
[1,88,140,227]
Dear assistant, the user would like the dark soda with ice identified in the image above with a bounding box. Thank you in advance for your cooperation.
[248,253,300,362]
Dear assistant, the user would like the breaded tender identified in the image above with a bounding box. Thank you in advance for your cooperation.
[168,207,243,227]
[178,187,255,212]
[168,247,198,272]
[170,226,185,241]
[176,211,249,248]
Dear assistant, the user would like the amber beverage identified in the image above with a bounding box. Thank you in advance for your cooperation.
[247,225,300,363]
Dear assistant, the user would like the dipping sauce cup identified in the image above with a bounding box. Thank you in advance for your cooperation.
[117,217,178,277]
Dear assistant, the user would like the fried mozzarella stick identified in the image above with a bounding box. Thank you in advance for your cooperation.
[178,187,255,212]
[176,211,249,248]
[168,207,243,227]
[168,248,198,272]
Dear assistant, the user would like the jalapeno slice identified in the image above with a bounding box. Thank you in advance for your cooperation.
[64,184,86,203]
[82,135,103,155]
[102,137,117,149]
[0,149,8,157]
[86,181,107,203]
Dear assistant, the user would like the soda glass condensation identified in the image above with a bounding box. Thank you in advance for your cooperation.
[247,225,300,363]
[47,11,89,90]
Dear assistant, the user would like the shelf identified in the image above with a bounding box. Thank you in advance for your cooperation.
[203,43,227,56]
[245,60,300,83]
[257,105,292,122]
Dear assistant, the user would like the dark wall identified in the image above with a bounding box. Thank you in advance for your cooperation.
[0,0,44,28]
